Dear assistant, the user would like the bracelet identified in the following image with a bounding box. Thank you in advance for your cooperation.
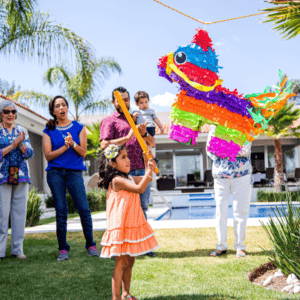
[147,175,152,180]
[59,148,62,154]
[19,143,24,149]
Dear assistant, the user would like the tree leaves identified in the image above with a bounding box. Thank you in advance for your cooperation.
[263,2,300,39]
[0,3,95,78]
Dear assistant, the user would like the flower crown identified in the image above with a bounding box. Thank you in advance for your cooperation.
[103,144,120,160]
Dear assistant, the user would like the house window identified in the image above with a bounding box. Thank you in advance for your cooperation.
[175,150,201,187]
[282,145,298,176]
[156,151,173,177]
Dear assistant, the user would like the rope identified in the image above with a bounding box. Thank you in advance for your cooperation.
[154,0,207,24]
[154,0,269,25]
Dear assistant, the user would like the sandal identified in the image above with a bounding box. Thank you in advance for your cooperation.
[123,296,139,300]
[210,250,227,257]
[236,251,246,258]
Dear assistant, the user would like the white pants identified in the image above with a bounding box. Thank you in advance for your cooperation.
[0,183,29,257]
[214,174,251,251]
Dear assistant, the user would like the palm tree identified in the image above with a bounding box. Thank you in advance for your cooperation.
[265,102,300,192]
[0,0,95,75]
[12,57,122,120]
[86,122,101,159]
[263,1,300,39]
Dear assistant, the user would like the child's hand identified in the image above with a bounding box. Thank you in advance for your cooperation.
[133,112,139,117]
[142,151,149,166]
[147,158,156,172]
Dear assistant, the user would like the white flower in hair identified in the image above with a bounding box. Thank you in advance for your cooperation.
[104,144,119,160]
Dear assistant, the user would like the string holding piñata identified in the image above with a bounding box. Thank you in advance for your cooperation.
[157,29,295,161]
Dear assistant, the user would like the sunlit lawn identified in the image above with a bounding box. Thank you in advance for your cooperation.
[1,227,299,299]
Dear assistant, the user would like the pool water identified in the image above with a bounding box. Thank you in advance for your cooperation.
[156,204,300,220]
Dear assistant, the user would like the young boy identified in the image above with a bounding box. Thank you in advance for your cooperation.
[132,91,164,136]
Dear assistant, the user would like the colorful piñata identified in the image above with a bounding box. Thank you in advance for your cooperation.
[158,29,295,160]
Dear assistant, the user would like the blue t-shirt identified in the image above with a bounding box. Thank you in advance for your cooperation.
[43,121,87,171]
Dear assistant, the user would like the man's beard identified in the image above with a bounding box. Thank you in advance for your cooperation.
[116,106,130,115]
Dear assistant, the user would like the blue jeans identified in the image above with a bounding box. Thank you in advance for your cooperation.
[47,168,96,251]
[129,168,151,220]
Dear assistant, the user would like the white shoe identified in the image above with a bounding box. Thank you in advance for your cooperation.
[12,254,26,259]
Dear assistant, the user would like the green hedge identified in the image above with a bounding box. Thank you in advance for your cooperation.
[257,189,300,202]
[45,189,107,213]
[9,187,43,228]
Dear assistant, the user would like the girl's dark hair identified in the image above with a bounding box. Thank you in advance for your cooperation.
[98,145,129,190]
[46,95,69,131]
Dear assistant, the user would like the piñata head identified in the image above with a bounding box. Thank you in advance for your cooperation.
[158,28,295,161]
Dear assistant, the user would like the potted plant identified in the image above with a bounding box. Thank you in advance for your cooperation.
[194,170,201,180]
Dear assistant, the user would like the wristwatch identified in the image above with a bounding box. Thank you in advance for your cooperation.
[142,132,148,138]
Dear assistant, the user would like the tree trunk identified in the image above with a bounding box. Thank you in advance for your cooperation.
[274,138,285,192]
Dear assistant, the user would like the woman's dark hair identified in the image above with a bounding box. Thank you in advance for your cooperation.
[46,95,69,131]
[98,145,129,190]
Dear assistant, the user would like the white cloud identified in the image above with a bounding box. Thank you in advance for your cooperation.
[215,41,225,47]
[233,36,239,41]
[151,92,176,107]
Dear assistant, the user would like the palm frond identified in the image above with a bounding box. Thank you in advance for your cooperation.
[0,11,95,73]
[2,0,37,33]
[11,90,51,106]
[266,102,300,136]
[90,57,122,89]
[78,98,111,117]
[43,65,70,89]
[85,121,101,159]
[262,2,300,39]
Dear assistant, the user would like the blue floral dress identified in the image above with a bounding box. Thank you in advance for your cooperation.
[0,125,34,185]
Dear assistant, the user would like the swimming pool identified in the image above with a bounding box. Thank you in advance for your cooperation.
[156,204,300,220]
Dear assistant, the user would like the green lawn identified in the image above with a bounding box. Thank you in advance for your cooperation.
[37,210,105,226]
[0,227,299,300]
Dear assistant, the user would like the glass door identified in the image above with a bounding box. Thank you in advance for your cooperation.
[175,150,201,187]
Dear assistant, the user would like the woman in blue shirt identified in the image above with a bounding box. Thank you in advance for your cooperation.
[0,100,34,260]
[43,96,99,261]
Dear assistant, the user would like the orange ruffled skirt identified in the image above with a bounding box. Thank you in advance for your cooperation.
[100,187,159,258]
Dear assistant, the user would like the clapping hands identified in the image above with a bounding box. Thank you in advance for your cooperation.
[12,132,25,149]
[64,132,74,148]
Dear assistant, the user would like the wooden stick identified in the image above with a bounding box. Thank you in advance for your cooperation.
[114,91,159,174]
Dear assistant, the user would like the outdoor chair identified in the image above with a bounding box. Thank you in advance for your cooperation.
[187,173,206,187]
[287,168,300,183]
[265,168,274,186]
[204,170,214,187]
[157,177,175,191]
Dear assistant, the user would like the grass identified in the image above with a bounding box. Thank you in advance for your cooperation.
[36,210,105,226]
[1,227,299,300]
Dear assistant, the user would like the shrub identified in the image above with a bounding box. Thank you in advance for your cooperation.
[261,193,300,277]
[9,187,43,228]
[257,189,300,202]
[45,188,107,213]
[26,187,43,227]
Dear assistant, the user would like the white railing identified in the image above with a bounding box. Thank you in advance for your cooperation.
[151,187,172,217]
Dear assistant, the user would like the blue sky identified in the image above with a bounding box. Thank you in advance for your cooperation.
[0,0,299,120]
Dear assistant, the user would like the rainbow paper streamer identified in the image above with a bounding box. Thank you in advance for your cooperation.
[158,28,295,161]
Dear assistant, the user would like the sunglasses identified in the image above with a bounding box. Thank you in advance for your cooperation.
[3,110,17,115]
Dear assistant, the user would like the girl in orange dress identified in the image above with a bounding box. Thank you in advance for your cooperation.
[98,144,159,300]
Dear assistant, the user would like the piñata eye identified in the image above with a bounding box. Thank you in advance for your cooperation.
[175,52,187,64]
